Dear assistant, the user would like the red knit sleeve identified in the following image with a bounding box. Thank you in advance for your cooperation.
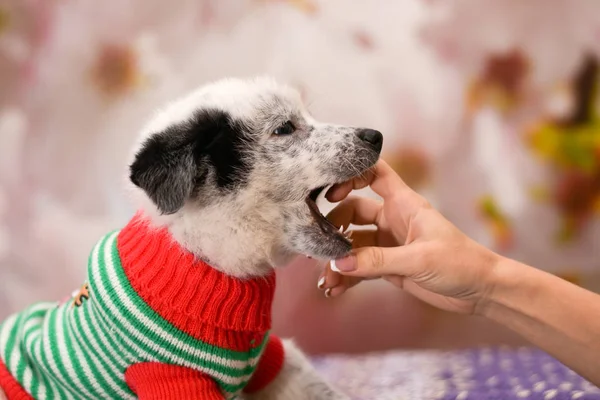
[125,362,224,400]
[243,335,285,394]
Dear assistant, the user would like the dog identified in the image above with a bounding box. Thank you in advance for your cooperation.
[0,77,383,400]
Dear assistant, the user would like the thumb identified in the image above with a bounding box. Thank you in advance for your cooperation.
[331,245,418,278]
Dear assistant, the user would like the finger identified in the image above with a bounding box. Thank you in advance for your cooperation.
[383,275,405,288]
[325,275,365,298]
[331,244,423,278]
[348,230,379,248]
[326,160,410,202]
[326,279,364,298]
[320,263,343,290]
[326,197,383,229]
[318,230,378,293]
[319,261,366,290]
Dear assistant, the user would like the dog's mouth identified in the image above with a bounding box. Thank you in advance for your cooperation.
[305,186,352,247]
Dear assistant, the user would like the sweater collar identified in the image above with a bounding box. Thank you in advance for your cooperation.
[116,212,276,333]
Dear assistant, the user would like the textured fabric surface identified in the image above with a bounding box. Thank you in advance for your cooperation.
[0,214,281,399]
[313,347,600,400]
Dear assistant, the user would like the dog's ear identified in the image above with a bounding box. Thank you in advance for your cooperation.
[130,109,248,214]
[129,131,197,215]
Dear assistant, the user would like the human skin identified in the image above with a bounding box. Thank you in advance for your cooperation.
[315,159,600,385]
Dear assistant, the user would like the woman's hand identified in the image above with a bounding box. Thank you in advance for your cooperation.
[318,160,500,315]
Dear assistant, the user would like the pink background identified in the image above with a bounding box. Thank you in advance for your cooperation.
[1,0,600,353]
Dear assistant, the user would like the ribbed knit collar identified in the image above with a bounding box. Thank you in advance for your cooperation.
[116,212,276,335]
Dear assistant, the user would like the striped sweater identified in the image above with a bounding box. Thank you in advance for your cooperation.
[0,213,284,399]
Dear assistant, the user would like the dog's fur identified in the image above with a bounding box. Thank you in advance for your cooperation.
[129,77,382,278]
[1,77,382,400]
[126,77,382,399]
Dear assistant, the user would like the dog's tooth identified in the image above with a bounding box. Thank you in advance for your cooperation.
[346,230,353,238]
[324,288,332,298]
[338,225,344,233]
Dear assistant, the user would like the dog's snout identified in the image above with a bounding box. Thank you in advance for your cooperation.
[357,129,383,152]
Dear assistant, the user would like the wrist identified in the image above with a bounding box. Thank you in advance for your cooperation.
[474,251,513,317]
[477,254,542,319]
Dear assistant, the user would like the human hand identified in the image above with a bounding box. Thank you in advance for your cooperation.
[317,160,501,315]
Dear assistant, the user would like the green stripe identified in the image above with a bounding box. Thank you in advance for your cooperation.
[91,236,257,394]
[70,307,132,397]
[92,293,262,378]
[86,302,133,368]
[88,236,148,364]
[4,312,26,372]
[29,367,40,399]
[14,357,26,386]
[21,311,48,348]
[33,316,69,400]
[100,232,266,362]
[22,326,42,398]
[93,233,266,369]
[16,306,48,383]
[44,308,82,398]
[92,232,264,392]
[62,312,105,398]
[14,319,29,383]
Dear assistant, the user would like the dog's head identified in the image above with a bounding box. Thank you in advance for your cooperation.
[129,77,382,276]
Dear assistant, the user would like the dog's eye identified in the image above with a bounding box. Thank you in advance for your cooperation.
[273,121,296,136]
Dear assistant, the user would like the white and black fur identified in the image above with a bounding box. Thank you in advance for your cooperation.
[128,77,383,399]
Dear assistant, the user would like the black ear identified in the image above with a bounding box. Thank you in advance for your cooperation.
[129,131,197,215]
[129,109,250,215]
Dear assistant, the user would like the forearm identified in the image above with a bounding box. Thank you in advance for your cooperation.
[483,256,600,385]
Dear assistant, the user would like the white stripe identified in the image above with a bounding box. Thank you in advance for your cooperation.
[32,322,68,400]
[54,308,94,398]
[21,369,33,394]
[91,233,257,386]
[96,233,262,368]
[69,309,134,399]
[24,330,41,354]
[15,303,49,385]
[22,315,44,336]
[86,304,129,369]
[65,314,115,398]
[7,315,24,374]
[42,309,79,399]
[0,314,18,361]
[21,304,48,350]
[30,366,46,400]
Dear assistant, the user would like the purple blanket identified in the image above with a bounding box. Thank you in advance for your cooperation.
[313,347,599,399]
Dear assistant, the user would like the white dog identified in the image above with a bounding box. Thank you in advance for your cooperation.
[0,77,382,400]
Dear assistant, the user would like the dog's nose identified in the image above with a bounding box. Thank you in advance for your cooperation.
[357,129,383,152]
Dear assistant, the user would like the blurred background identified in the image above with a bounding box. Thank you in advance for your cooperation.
[2,0,600,355]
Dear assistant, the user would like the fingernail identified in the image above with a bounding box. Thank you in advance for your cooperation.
[330,260,341,272]
[331,257,356,272]
[317,276,326,289]
[324,288,332,298]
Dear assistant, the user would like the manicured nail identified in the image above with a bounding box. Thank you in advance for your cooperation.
[331,257,356,272]
[324,288,332,298]
[330,260,341,272]
[317,276,326,289]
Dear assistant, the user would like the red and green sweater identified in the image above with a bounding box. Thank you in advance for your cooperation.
[0,212,284,399]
